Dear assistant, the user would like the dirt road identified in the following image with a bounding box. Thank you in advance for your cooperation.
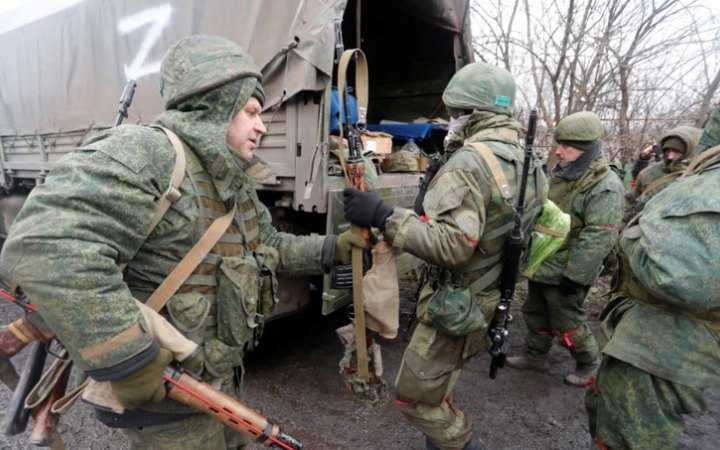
[1,283,717,449]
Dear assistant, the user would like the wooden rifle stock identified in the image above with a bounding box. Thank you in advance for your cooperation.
[163,367,303,449]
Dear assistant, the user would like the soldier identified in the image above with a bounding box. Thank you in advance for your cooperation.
[0,35,361,449]
[506,112,624,387]
[625,126,702,219]
[586,142,720,449]
[344,62,548,450]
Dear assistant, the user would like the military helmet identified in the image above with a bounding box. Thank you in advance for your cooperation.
[159,35,264,109]
[442,62,516,115]
[554,111,604,147]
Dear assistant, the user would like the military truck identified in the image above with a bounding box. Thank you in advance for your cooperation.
[0,0,473,314]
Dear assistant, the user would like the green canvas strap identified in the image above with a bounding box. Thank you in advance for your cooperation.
[149,126,187,234]
[336,48,369,139]
[683,144,720,176]
[468,142,514,202]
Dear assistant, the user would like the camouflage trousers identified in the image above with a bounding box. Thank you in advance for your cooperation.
[394,321,486,450]
[522,281,599,365]
[123,378,250,450]
[585,356,706,449]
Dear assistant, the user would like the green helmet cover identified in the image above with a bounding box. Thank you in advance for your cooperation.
[159,35,265,109]
[442,62,516,115]
[554,111,604,143]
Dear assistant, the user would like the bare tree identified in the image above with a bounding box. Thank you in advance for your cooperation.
[470,0,719,161]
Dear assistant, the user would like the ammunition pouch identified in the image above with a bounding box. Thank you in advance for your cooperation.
[422,283,487,338]
[166,293,211,343]
[216,245,279,354]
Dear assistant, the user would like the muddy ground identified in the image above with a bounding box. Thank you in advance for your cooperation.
[1,280,717,450]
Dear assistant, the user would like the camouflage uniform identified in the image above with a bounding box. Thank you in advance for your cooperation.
[368,63,548,450]
[0,36,337,449]
[696,106,720,153]
[516,112,624,383]
[625,126,702,221]
[586,146,720,449]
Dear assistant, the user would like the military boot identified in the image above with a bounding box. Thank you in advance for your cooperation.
[504,354,548,372]
[426,435,486,450]
[564,358,600,387]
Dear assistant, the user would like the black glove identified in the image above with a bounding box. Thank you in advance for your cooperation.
[558,276,586,296]
[343,188,394,230]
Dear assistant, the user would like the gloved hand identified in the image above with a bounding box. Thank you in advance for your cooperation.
[558,276,586,296]
[335,229,367,265]
[343,188,394,229]
[110,347,173,409]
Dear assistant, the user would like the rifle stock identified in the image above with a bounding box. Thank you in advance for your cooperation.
[0,290,303,448]
[163,366,303,449]
[488,109,538,379]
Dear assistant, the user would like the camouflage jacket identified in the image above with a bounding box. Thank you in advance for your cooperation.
[384,113,547,334]
[0,124,327,380]
[697,107,720,154]
[531,155,624,286]
[626,126,702,215]
[602,153,720,388]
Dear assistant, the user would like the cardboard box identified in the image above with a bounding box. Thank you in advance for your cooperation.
[360,131,393,155]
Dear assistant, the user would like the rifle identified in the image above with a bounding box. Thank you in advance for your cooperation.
[488,109,538,380]
[0,285,56,438]
[114,79,137,127]
[0,288,304,449]
[337,49,372,383]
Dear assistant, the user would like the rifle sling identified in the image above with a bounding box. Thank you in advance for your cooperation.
[49,128,235,416]
[336,49,369,139]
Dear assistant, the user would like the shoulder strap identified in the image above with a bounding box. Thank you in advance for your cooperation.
[468,142,513,202]
[145,204,236,312]
[683,145,720,177]
[139,126,236,313]
[337,49,369,139]
[641,171,682,198]
[149,126,187,233]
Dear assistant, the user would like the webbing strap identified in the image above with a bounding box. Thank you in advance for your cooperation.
[641,172,681,198]
[683,144,720,177]
[468,142,513,202]
[145,204,236,312]
[468,264,503,294]
[149,126,187,234]
[337,49,369,139]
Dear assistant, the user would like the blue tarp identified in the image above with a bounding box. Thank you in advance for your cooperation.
[367,123,438,141]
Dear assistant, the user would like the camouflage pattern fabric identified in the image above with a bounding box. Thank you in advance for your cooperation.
[442,62,516,115]
[695,106,720,154]
[586,357,705,450]
[394,322,477,450]
[0,35,327,444]
[625,126,702,219]
[385,110,548,449]
[601,154,720,389]
[530,155,624,286]
[124,379,250,450]
[553,111,604,144]
[589,149,720,448]
[522,281,598,365]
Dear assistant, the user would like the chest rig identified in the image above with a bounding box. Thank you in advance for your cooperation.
[139,129,277,384]
[442,139,544,295]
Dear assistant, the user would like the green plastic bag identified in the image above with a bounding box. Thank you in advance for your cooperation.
[523,199,570,278]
